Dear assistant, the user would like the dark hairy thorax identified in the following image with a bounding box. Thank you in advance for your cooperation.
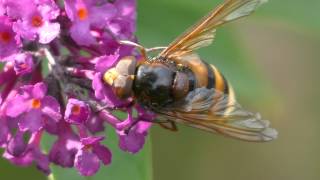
[133,58,194,109]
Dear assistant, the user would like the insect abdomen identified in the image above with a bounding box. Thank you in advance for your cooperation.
[209,64,230,96]
[209,64,236,114]
[186,59,236,113]
[185,57,232,95]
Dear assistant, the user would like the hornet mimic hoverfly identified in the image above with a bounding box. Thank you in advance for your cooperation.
[104,0,278,142]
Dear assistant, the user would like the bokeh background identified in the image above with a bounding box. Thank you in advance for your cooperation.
[1,0,320,179]
[141,0,320,180]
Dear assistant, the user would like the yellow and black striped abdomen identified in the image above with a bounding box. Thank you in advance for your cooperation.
[209,64,236,115]
[209,64,234,99]
[184,57,233,95]
[184,58,236,114]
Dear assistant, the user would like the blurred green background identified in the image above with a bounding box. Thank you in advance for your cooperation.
[138,0,320,180]
[1,0,320,179]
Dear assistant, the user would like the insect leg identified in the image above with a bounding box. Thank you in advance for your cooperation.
[141,117,178,132]
[158,120,178,132]
[125,118,178,134]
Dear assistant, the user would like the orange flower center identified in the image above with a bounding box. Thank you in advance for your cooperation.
[31,15,44,27]
[71,105,81,115]
[0,31,12,43]
[77,8,88,20]
[83,144,92,151]
[18,63,28,70]
[31,99,41,109]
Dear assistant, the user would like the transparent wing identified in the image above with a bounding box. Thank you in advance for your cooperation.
[155,88,278,142]
[158,0,267,59]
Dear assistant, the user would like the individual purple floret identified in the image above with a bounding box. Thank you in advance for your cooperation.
[64,0,116,45]
[116,106,153,153]
[6,0,60,44]
[75,136,111,176]
[5,82,61,132]
[0,16,21,60]
[0,0,154,177]
[3,130,51,175]
[65,98,91,124]
[13,53,34,75]
[49,124,80,168]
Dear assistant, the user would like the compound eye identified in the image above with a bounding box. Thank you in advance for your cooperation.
[103,56,138,99]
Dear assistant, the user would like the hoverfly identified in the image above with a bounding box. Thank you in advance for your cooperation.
[104,0,278,141]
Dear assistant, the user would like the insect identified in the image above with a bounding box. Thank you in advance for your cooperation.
[103,0,277,141]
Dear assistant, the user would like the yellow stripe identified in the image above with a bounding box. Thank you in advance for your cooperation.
[210,65,224,93]
[209,65,237,116]
[188,58,208,88]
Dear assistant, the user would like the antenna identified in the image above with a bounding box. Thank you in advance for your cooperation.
[118,40,147,59]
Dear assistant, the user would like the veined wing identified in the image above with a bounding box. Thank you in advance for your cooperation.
[155,88,277,142]
[158,0,267,59]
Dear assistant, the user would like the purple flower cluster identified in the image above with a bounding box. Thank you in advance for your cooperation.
[0,0,153,176]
